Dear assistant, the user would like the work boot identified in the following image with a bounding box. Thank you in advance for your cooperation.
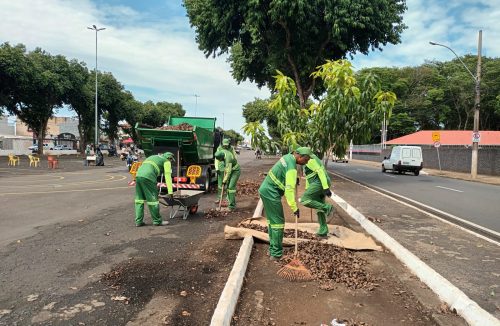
[136,222,146,227]
[154,220,170,226]
[269,256,281,262]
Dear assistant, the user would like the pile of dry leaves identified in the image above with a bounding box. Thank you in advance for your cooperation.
[240,223,317,240]
[236,179,262,197]
[281,241,378,291]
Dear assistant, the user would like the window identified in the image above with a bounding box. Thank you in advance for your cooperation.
[412,149,421,158]
[402,148,411,158]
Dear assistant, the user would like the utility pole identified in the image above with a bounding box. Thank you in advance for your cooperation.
[429,30,482,179]
[87,24,106,150]
[471,30,482,179]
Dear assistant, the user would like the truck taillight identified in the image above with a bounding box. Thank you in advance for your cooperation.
[193,133,197,141]
[174,177,188,183]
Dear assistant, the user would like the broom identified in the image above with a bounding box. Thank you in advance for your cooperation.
[277,185,313,282]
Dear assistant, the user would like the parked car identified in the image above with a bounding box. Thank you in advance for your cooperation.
[382,146,423,175]
[54,144,70,150]
[28,143,54,152]
[332,154,348,163]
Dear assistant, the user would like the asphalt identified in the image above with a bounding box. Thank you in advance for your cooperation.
[327,160,500,320]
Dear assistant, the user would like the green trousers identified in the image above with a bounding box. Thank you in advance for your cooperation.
[216,170,224,200]
[135,176,162,225]
[226,169,240,209]
[300,182,331,236]
[260,194,285,258]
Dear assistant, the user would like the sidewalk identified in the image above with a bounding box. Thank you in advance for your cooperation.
[351,159,500,186]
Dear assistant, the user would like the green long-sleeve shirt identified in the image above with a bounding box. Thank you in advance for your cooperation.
[304,154,330,190]
[215,145,237,171]
[258,154,298,212]
[215,149,240,183]
[136,154,173,194]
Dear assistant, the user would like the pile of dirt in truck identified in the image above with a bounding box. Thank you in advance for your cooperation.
[155,123,193,131]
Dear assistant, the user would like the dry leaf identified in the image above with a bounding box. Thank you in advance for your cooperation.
[181,310,191,317]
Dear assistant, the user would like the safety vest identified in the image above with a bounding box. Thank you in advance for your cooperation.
[304,154,330,189]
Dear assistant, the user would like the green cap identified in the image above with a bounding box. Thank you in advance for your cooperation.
[222,138,230,146]
[214,150,225,160]
[162,152,175,161]
[288,143,300,153]
[295,147,312,156]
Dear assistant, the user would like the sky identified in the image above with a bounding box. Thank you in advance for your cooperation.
[1,0,499,133]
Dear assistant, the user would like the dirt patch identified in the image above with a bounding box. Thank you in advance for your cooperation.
[155,123,193,131]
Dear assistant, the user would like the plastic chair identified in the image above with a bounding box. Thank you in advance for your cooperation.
[8,154,20,166]
[47,155,59,169]
[28,154,40,167]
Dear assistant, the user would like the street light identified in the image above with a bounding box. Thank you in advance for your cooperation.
[87,24,106,150]
[429,30,482,179]
[194,94,200,116]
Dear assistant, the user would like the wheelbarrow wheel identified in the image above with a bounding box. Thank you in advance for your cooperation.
[189,205,199,215]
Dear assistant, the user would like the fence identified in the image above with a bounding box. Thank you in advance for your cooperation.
[351,144,500,176]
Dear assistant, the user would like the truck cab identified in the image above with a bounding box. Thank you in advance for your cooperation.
[382,146,423,176]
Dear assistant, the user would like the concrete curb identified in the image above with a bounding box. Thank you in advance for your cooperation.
[331,193,500,326]
[210,199,263,326]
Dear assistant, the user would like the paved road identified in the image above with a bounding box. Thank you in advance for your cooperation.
[328,161,500,234]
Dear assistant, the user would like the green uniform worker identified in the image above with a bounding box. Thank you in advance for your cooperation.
[300,153,334,237]
[214,139,237,203]
[258,147,312,260]
[135,152,174,226]
[214,149,240,210]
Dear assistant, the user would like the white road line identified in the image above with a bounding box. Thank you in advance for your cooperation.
[383,174,396,178]
[436,185,463,193]
[330,171,500,246]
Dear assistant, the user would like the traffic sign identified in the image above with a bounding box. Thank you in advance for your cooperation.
[432,131,440,142]
[472,132,481,143]
[434,141,441,148]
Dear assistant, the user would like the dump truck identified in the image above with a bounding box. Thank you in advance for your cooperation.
[135,116,222,191]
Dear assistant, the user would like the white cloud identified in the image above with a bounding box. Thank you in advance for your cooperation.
[0,0,269,133]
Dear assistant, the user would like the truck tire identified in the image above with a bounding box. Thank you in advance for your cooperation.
[414,170,420,176]
[382,165,386,173]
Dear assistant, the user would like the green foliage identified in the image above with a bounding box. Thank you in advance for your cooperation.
[140,101,185,128]
[241,97,280,139]
[184,0,407,107]
[272,60,396,158]
[222,129,244,146]
[358,56,500,134]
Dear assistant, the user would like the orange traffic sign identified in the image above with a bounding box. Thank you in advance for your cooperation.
[432,131,440,142]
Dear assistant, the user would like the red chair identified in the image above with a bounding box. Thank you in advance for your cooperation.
[47,155,59,169]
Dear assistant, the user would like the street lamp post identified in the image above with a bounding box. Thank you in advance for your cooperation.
[429,30,482,179]
[87,24,106,151]
[194,94,200,116]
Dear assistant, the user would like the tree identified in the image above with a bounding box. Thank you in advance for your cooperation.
[242,98,280,139]
[271,60,396,158]
[64,59,93,152]
[222,129,244,146]
[96,72,127,144]
[184,0,406,107]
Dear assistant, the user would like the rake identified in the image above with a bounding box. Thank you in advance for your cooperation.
[277,195,313,282]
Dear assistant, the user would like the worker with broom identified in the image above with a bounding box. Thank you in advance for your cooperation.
[300,152,334,239]
[214,138,237,204]
[258,147,312,261]
[214,147,240,211]
[134,152,175,227]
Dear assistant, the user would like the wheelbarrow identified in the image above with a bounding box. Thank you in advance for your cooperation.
[159,190,204,220]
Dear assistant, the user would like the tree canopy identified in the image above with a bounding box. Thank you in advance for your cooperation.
[184,0,407,107]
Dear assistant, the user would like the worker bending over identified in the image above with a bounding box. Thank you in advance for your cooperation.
[135,152,174,227]
[258,147,312,261]
[300,153,334,238]
[214,147,240,210]
[214,138,237,203]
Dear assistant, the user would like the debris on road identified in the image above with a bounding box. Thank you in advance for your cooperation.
[237,179,262,197]
[181,310,191,316]
[180,290,188,297]
[280,242,378,291]
[111,295,130,304]
[204,208,229,219]
[240,223,317,240]
[27,294,39,302]
[0,309,11,316]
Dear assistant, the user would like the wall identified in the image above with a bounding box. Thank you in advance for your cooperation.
[352,145,500,176]
[0,116,15,135]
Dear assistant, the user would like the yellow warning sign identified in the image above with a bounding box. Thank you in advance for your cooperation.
[432,132,440,142]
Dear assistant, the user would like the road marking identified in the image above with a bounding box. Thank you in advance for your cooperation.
[436,186,464,193]
[0,186,130,196]
[383,174,396,178]
[329,171,500,246]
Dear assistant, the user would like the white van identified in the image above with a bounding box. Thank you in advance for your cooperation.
[382,146,423,176]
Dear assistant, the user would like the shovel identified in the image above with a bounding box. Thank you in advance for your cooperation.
[217,182,225,211]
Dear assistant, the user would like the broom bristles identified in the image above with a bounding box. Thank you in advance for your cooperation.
[277,258,313,282]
